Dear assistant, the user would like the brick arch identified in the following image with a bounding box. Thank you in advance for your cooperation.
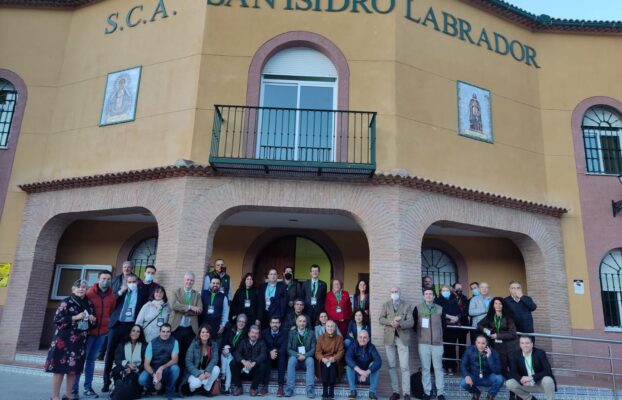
[240,227,346,284]
[0,69,28,219]
[246,31,350,110]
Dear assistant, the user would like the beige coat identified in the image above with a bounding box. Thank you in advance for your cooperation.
[379,299,414,345]
[168,288,203,334]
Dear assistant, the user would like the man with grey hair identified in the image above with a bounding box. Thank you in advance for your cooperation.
[379,287,414,400]
[170,271,203,387]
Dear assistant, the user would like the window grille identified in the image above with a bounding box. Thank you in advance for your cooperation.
[421,248,458,292]
[0,79,17,149]
[600,249,622,328]
[582,106,622,174]
[129,237,158,279]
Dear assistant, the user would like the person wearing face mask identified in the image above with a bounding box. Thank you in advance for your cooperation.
[469,282,492,329]
[451,282,470,369]
[71,271,116,399]
[136,286,171,343]
[262,316,288,396]
[379,287,414,400]
[112,260,141,294]
[434,284,463,375]
[283,266,301,312]
[45,279,96,400]
[414,288,447,400]
[140,265,162,298]
[103,273,149,393]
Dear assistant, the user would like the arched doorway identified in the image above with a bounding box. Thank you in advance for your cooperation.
[254,235,332,284]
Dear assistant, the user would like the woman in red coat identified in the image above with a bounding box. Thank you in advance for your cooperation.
[325,279,352,337]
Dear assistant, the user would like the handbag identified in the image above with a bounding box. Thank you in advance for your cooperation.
[110,370,142,400]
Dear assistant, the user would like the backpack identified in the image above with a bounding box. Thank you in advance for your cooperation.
[410,369,424,399]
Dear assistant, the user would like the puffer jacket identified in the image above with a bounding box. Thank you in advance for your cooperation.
[86,283,116,336]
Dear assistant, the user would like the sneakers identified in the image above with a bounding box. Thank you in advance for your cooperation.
[348,390,357,400]
[83,389,98,398]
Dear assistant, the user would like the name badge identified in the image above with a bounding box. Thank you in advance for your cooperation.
[336,306,342,313]
[495,339,503,344]
[207,305,215,314]
[266,299,271,308]
[220,288,225,294]
[298,346,306,355]
[244,299,251,308]
[125,307,133,317]
[157,318,165,327]
[77,319,89,331]
[310,297,317,306]
[421,318,430,329]
[483,328,492,336]
[479,373,483,379]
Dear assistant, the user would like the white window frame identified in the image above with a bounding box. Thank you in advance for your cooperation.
[258,77,338,162]
[50,264,112,300]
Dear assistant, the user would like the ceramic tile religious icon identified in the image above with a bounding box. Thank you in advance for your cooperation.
[457,81,493,143]
[100,66,142,126]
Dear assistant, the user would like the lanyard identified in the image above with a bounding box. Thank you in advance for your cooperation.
[232,331,242,346]
[297,330,307,347]
[524,355,534,375]
[210,292,216,305]
[125,291,133,306]
[493,315,502,332]
[359,294,365,309]
[478,352,483,375]
[422,304,436,317]
[312,281,317,296]
[245,289,249,300]
[184,291,192,305]
[158,307,164,317]
[336,291,342,303]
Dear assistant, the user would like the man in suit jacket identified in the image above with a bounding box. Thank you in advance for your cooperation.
[102,273,148,392]
[506,335,556,400]
[261,315,288,396]
[379,287,414,400]
[259,268,286,327]
[301,264,327,324]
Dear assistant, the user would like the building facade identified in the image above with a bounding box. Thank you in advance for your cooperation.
[0,0,621,391]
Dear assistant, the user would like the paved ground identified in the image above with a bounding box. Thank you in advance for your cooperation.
[0,373,327,400]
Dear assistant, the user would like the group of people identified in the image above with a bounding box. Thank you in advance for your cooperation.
[379,277,555,400]
[45,262,379,400]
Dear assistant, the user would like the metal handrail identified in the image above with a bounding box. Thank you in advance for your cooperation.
[444,325,622,398]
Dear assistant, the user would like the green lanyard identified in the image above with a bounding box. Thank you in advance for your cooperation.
[245,289,249,300]
[493,315,502,333]
[422,304,436,317]
[297,330,307,347]
[158,307,164,317]
[185,291,192,305]
[336,291,342,303]
[232,331,242,346]
[210,292,216,305]
[125,291,133,306]
[312,281,317,296]
[524,355,534,375]
[478,352,483,375]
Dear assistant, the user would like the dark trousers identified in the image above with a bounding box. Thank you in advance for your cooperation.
[173,326,196,386]
[443,329,467,371]
[231,360,266,390]
[263,354,287,386]
[103,322,134,385]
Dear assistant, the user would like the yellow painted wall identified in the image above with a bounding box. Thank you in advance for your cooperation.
[428,235,528,298]
[1,0,620,330]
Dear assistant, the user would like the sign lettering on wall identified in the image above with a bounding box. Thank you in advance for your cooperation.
[103,0,541,68]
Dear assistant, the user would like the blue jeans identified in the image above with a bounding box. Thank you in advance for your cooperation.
[139,365,180,396]
[72,334,107,392]
[286,356,314,392]
[460,374,504,397]
[345,365,379,394]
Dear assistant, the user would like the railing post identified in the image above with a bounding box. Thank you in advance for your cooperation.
[609,344,619,399]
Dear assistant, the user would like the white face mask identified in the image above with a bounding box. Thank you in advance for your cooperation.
[390,293,400,301]
[127,283,137,292]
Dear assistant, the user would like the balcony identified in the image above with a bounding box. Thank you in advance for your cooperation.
[209,105,376,178]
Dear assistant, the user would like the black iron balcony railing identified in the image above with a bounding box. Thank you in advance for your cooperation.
[209,105,376,178]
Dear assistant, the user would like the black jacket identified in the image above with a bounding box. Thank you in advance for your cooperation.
[262,327,288,356]
[284,280,302,310]
[109,287,149,328]
[231,287,262,325]
[301,279,327,311]
[234,337,267,364]
[503,296,537,333]
[507,348,557,391]
[259,282,287,322]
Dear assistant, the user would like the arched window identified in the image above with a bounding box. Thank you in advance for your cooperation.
[0,79,17,149]
[422,248,458,290]
[259,47,338,162]
[582,106,622,174]
[600,249,622,328]
[129,237,158,278]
